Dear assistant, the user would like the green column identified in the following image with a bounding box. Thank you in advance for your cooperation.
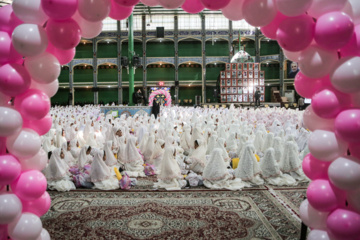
[128,14,135,106]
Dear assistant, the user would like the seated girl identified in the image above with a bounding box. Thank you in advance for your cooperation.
[90,150,119,190]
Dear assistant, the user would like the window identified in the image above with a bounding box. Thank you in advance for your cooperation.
[205,14,229,30]
[102,17,117,31]
[178,15,201,30]
[232,19,255,32]
[146,15,174,30]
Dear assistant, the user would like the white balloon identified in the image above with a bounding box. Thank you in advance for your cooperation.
[307,230,331,240]
[330,57,360,94]
[308,0,347,19]
[141,0,159,6]
[8,213,42,240]
[300,199,328,229]
[0,107,23,137]
[12,0,48,25]
[72,12,103,39]
[30,79,59,98]
[328,156,360,190]
[0,193,22,224]
[299,44,338,79]
[303,105,335,132]
[78,0,111,22]
[222,0,245,21]
[36,228,51,240]
[24,52,61,84]
[18,148,48,171]
[308,130,347,162]
[342,0,360,25]
[275,0,313,17]
[283,49,301,62]
[6,128,41,159]
[12,24,48,57]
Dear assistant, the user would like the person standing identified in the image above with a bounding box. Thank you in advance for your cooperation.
[254,87,261,107]
[133,89,144,106]
[151,99,160,119]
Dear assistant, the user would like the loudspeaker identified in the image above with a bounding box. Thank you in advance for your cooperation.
[175,80,179,87]
[121,56,128,67]
[133,55,141,67]
[156,27,164,38]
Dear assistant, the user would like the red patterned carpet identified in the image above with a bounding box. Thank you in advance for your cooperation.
[42,184,308,240]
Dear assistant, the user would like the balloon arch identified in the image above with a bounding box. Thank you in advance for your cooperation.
[148,89,172,107]
[0,0,360,239]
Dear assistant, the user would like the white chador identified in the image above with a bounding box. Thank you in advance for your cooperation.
[149,139,165,171]
[260,148,296,186]
[154,146,186,190]
[186,139,206,174]
[44,148,76,192]
[123,137,145,177]
[69,139,81,159]
[104,141,118,168]
[203,148,247,190]
[234,144,264,186]
[78,146,93,169]
[280,141,308,182]
[90,150,119,190]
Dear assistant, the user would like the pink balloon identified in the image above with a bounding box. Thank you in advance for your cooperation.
[18,148,48,172]
[308,130,348,162]
[300,199,329,229]
[21,191,51,217]
[307,179,345,212]
[72,12,103,39]
[283,48,301,62]
[30,79,59,98]
[41,0,78,20]
[276,14,315,52]
[182,0,205,14]
[294,72,324,99]
[299,44,339,79]
[327,209,360,240]
[312,89,345,119]
[260,11,287,39]
[10,170,47,201]
[46,42,75,65]
[308,0,348,19]
[303,105,335,132]
[315,12,354,50]
[23,114,53,136]
[0,63,31,97]
[339,32,360,58]
[114,0,140,7]
[349,143,360,160]
[200,0,230,10]
[275,0,312,17]
[0,31,22,65]
[329,156,360,191]
[335,109,360,143]
[0,92,11,107]
[0,107,23,137]
[0,5,23,35]
[0,155,21,186]
[242,0,277,27]
[141,0,159,7]
[159,0,186,9]
[78,0,111,22]
[14,89,50,121]
[0,224,8,240]
[0,137,6,155]
[348,188,360,213]
[46,18,81,50]
[302,154,331,180]
[109,1,134,20]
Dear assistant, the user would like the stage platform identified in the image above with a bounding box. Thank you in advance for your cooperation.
[201,102,281,108]
[100,106,152,117]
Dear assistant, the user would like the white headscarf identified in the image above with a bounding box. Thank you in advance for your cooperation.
[78,146,92,169]
[226,133,237,152]
[260,148,281,179]
[189,139,206,168]
[45,148,68,181]
[90,150,111,183]
[206,135,217,155]
[158,146,182,181]
[143,135,155,161]
[104,141,117,167]
[261,132,274,152]
[125,137,143,165]
[215,138,230,161]
[279,141,301,174]
[149,139,165,163]
[273,137,283,163]
[203,148,230,181]
[235,144,262,181]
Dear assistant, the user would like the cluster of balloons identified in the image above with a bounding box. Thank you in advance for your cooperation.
[0,0,359,239]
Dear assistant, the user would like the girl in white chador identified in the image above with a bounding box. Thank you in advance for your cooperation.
[43,137,56,153]
[186,139,206,174]
[180,125,191,153]
[123,137,145,177]
[235,144,264,186]
[261,132,274,153]
[206,134,217,155]
[61,142,76,167]
[280,141,308,182]
[45,148,76,192]
[260,148,296,186]
[90,150,119,190]
[253,131,264,155]
[154,146,186,190]
[69,139,81,159]
[143,135,155,161]
[78,146,93,170]
[149,139,165,171]
[273,137,283,163]
[104,141,118,168]
[203,148,247,190]
[216,138,230,162]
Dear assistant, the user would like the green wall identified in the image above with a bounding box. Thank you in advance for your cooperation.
[206,65,224,80]
[206,41,229,56]
[121,42,143,57]
[51,88,69,105]
[121,67,143,82]
[146,66,175,81]
[179,87,202,103]
[146,42,174,57]
[206,86,216,103]
[243,41,255,56]
[99,88,118,104]
[98,67,118,83]
[74,88,94,104]
[179,65,202,81]
[262,64,280,79]
[97,43,117,58]
[73,68,93,83]
[75,44,93,58]
[179,41,201,57]
[260,41,280,55]
[58,68,69,83]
